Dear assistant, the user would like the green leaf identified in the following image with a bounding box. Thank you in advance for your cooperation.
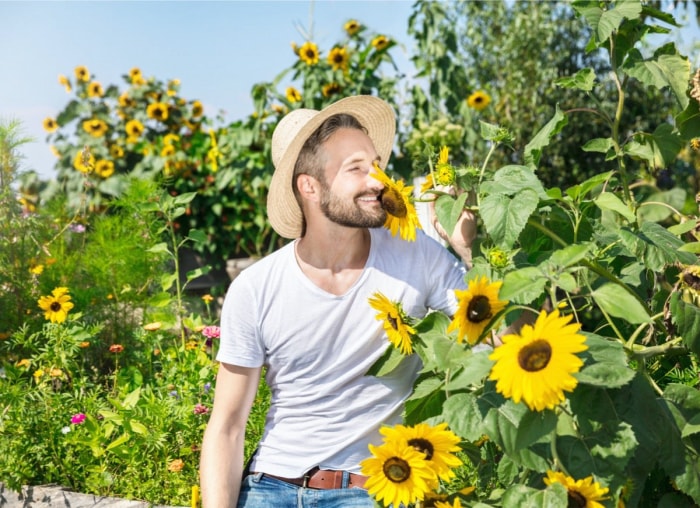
[595,192,636,222]
[618,221,696,272]
[591,283,652,324]
[106,432,131,451]
[500,267,547,305]
[669,292,700,355]
[434,192,469,237]
[676,98,700,139]
[549,243,594,268]
[502,483,567,508]
[566,171,614,201]
[480,165,548,199]
[441,392,484,441]
[623,124,684,169]
[479,121,502,141]
[668,221,700,236]
[576,334,636,388]
[445,350,493,391]
[582,137,614,153]
[172,191,198,206]
[481,189,539,248]
[187,229,208,245]
[622,45,690,109]
[128,420,148,435]
[366,344,408,377]
[638,188,686,223]
[679,242,700,254]
[122,387,141,409]
[147,242,171,255]
[554,67,596,92]
[524,105,568,168]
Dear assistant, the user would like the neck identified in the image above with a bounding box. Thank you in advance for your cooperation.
[296,226,371,273]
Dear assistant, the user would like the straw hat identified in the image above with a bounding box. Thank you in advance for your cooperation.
[267,95,396,239]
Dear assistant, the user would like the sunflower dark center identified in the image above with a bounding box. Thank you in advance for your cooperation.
[467,295,492,323]
[408,438,434,460]
[50,302,62,312]
[383,457,411,483]
[387,314,399,331]
[475,96,484,103]
[567,489,587,508]
[305,49,316,58]
[683,271,700,291]
[381,189,408,218]
[518,339,552,372]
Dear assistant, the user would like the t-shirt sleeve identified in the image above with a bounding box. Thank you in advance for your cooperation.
[216,273,265,368]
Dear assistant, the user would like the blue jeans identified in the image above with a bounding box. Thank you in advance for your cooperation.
[237,472,375,507]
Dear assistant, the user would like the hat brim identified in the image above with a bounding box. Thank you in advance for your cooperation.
[267,95,396,239]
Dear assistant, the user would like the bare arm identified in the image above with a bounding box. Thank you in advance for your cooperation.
[200,363,262,508]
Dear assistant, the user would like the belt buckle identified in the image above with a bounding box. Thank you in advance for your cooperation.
[302,472,311,488]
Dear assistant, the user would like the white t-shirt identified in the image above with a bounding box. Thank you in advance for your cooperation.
[217,227,467,477]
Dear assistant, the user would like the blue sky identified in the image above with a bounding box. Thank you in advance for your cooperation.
[2,1,698,181]
[0,0,416,179]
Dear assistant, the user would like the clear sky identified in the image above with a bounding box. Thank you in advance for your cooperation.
[0,0,417,179]
[2,1,698,181]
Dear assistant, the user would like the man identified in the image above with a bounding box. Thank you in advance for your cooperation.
[200,95,476,507]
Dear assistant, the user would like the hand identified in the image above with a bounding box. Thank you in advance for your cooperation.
[429,196,477,267]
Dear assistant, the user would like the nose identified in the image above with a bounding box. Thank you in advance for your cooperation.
[367,163,385,192]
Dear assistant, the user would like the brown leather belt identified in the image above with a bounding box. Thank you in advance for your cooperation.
[259,466,368,490]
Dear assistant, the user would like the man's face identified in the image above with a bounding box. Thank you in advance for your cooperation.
[317,128,387,228]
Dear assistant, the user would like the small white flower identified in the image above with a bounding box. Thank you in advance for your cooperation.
[61,426,71,434]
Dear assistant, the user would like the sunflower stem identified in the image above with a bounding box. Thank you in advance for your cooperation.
[549,425,569,477]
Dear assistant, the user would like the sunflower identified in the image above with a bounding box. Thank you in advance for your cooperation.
[74,65,89,82]
[447,276,508,345]
[88,81,104,98]
[368,292,416,354]
[147,102,169,122]
[544,470,609,508]
[380,422,463,482]
[327,46,349,71]
[435,146,455,186]
[43,117,58,133]
[37,287,74,323]
[420,173,434,195]
[129,67,146,85]
[285,86,302,103]
[95,160,115,178]
[82,118,108,138]
[435,497,463,508]
[360,439,436,508]
[488,309,588,412]
[110,144,124,159]
[73,150,95,174]
[344,19,361,36]
[322,82,342,98]
[466,91,491,111]
[299,41,320,65]
[58,74,71,93]
[191,100,204,118]
[163,133,180,146]
[161,144,176,157]
[125,119,144,142]
[372,163,422,242]
[372,35,390,51]
[118,92,135,109]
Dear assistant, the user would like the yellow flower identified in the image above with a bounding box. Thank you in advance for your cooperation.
[16,359,30,368]
[161,144,176,157]
[467,90,491,111]
[163,133,180,146]
[371,35,390,51]
[82,118,108,138]
[201,294,214,304]
[489,309,588,412]
[322,83,342,98]
[144,321,162,331]
[447,276,508,345]
[33,369,45,381]
[110,144,124,159]
[420,173,434,195]
[368,292,416,354]
[435,497,464,508]
[372,163,422,242]
[129,67,145,85]
[79,341,90,348]
[43,117,58,133]
[544,470,609,508]
[185,340,199,351]
[691,138,700,151]
[37,287,75,323]
[191,485,200,508]
[361,439,436,508]
[285,86,302,103]
[30,264,44,275]
[299,41,320,65]
[58,74,71,93]
[74,65,89,82]
[88,81,104,98]
[125,119,144,142]
[168,459,185,472]
[147,102,169,122]
[327,46,349,71]
[344,19,361,36]
[73,150,95,174]
[95,160,115,178]
[206,129,220,172]
[435,146,455,186]
[50,145,61,158]
[49,368,63,378]
[118,92,135,109]
[192,100,204,118]
[380,422,463,482]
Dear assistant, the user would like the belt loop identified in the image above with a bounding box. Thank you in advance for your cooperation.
[341,470,350,489]
[302,471,311,488]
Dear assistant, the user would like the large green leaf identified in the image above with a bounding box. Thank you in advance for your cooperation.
[434,192,469,237]
[480,165,548,199]
[554,67,596,92]
[637,188,687,223]
[500,266,547,305]
[502,484,567,508]
[445,350,493,392]
[524,105,568,168]
[366,343,407,377]
[576,334,636,388]
[565,170,614,202]
[573,0,642,43]
[622,45,690,109]
[676,98,700,139]
[595,192,636,223]
[669,292,700,355]
[441,392,485,442]
[618,221,696,272]
[623,123,684,169]
[481,189,539,248]
[591,282,652,324]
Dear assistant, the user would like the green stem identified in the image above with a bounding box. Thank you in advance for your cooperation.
[477,142,498,208]
[608,36,633,205]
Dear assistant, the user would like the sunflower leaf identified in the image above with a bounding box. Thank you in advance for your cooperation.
[591,282,652,324]
[500,266,547,304]
[481,189,539,249]
[502,483,567,508]
[668,292,700,355]
[576,334,636,388]
[441,392,485,442]
[365,344,406,377]
[434,192,469,237]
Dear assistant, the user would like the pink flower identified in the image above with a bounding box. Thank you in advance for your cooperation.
[70,413,86,425]
[201,326,220,339]
[193,403,210,415]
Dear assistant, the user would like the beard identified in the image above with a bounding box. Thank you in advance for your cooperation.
[319,181,387,229]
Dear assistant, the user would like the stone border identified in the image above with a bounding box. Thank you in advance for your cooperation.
[0,483,182,508]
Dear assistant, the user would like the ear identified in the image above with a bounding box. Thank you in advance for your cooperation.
[296,174,321,203]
